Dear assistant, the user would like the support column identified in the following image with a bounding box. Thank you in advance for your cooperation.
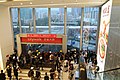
[79,7,84,79]
[33,8,36,33]
[48,8,51,33]
[16,34,21,57]
[64,8,67,35]
[80,8,84,51]
[62,8,67,54]
[62,35,67,54]
[18,8,22,33]
[0,6,14,70]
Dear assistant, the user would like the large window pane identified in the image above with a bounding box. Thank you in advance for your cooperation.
[35,8,48,33]
[20,8,34,33]
[67,8,81,50]
[11,8,19,48]
[51,8,64,34]
[83,7,99,51]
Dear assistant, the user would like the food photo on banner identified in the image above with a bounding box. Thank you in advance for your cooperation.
[97,0,112,80]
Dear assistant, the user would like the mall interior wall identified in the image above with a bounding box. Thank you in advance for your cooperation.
[105,6,120,70]
[0,6,14,70]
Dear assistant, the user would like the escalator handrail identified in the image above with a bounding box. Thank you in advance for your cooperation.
[98,67,120,73]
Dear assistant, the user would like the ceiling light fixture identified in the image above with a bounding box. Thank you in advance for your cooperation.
[20,3,23,5]
[30,2,32,4]
[64,6,67,8]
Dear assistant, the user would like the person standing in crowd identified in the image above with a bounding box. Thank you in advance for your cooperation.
[57,67,61,79]
[12,53,18,67]
[7,65,12,80]
[28,67,34,80]
[6,59,10,67]
[50,68,55,80]
[0,70,6,80]
[35,67,41,79]
[44,72,49,80]
[55,56,59,70]
[84,50,88,65]
[13,66,19,80]
[39,54,43,70]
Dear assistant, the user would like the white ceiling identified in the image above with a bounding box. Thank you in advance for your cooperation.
[0,0,108,7]
[0,0,120,8]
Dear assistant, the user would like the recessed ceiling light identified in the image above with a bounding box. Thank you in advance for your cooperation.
[64,6,67,8]
[30,2,32,4]
[20,3,23,5]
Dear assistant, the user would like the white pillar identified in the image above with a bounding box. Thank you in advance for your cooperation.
[0,6,14,70]
[16,34,22,56]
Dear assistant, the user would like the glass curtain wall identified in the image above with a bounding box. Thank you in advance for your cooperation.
[20,8,34,33]
[67,8,81,50]
[11,8,19,48]
[83,7,99,51]
[11,7,99,52]
[51,8,64,34]
[35,8,49,33]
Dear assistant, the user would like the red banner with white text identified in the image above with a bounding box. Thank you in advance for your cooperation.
[21,37,62,44]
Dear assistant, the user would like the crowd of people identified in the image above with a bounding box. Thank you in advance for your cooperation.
[19,49,65,69]
[0,48,99,80]
[0,49,21,80]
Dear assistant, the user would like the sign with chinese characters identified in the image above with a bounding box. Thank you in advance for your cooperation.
[97,0,112,80]
[20,34,62,44]
[27,34,57,38]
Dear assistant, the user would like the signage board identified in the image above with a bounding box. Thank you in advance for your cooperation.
[97,0,112,79]
[21,37,62,44]
[27,34,57,38]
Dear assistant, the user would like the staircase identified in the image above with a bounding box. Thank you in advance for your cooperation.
[5,68,58,80]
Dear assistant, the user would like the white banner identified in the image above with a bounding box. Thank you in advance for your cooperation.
[97,0,112,79]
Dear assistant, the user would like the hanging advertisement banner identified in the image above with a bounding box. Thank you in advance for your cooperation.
[21,37,62,44]
[97,0,112,79]
[20,34,62,44]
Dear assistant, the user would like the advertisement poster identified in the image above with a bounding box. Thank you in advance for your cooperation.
[97,0,112,79]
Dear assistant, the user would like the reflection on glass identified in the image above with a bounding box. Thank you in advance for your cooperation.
[11,8,19,48]
[35,8,49,34]
[83,7,99,51]
[20,8,34,33]
[67,8,81,50]
[51,8,64,34]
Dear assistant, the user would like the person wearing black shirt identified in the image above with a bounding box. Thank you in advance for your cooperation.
[7,65,12,80]
[0,70,6,80]
[35,68,41,79]
[44,72,49,80]
[13,66,19,80]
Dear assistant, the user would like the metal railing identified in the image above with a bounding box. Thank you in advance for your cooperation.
[96,67,120,80]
